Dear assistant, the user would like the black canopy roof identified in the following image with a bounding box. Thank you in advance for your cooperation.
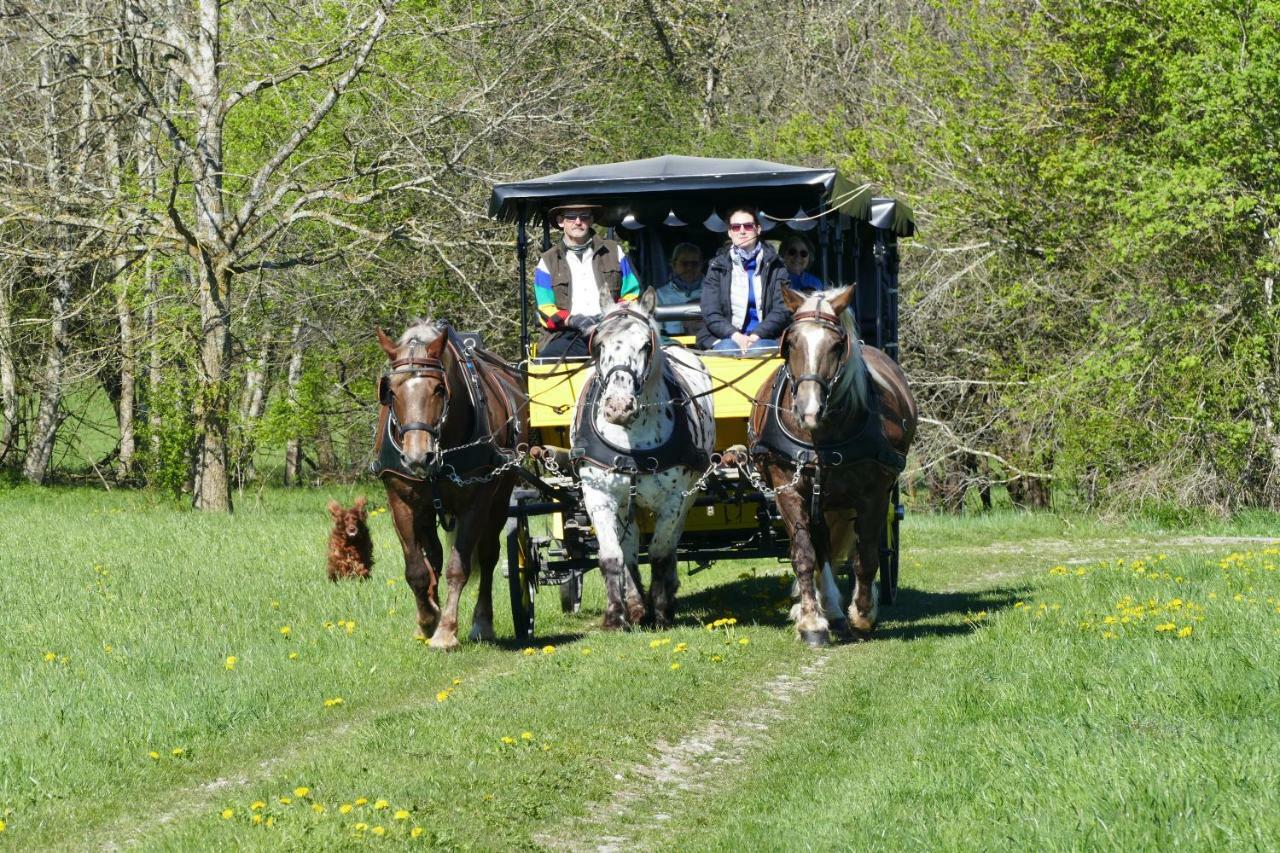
[488,155,914,236]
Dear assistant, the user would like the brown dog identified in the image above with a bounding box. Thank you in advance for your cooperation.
[327,497,374,581]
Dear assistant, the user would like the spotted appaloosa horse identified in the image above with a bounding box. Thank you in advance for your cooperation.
[750,286,917,645]
[375,321,529,649]
[571,290,715,629]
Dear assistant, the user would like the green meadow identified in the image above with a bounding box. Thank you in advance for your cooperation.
[1,486,1278,850]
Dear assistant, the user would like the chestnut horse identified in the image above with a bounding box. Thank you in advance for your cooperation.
[749,287,917,646]
[375,321,529,649]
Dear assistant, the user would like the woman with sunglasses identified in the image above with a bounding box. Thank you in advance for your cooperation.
[696,205,790,354]
[778,234,823,292]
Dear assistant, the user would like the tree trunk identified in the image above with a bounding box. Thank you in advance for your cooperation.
[283,319,305,487]
[24,267,70,483]
[236,327,272,484]
[0,268,17,465]
[190,0,233,511]
[193,259,233,510]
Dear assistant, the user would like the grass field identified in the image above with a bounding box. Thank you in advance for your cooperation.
[1,485,1279,850]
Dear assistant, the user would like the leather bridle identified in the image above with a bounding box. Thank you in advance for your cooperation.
[781,307,852,402]
[588,306,658,393]
[381,350,450,441]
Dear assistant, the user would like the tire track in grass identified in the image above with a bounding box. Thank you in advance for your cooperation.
[93,656,521,852]
[537,652,833,853]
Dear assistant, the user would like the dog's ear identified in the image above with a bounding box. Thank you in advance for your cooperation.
[327,499,342,518]
[354,496,368,517]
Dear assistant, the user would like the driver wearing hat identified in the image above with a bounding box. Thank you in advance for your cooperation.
[533,202,640,358]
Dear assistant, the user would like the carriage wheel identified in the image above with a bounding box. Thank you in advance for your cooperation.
[559,571,583,614]
[879,482,903,605]
[507,514,536,643]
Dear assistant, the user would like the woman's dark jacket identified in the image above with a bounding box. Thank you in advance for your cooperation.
[695,243,792,350]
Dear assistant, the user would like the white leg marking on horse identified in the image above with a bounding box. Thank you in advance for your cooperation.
[819,560,845,622]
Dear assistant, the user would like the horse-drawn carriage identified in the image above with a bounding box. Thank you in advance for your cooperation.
[374,155,915,648]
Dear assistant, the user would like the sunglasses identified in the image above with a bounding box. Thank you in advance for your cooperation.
[727,222,757,232]
[560,212,593,222]
[785,249,809,258]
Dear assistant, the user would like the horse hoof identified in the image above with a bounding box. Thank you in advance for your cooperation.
[829,619,852,640]
[428,635,460,651]
[800,628,830,648]
[469,624,496,643]
[850,613,876,635]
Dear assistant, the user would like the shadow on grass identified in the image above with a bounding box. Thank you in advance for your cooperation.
[493,631,587,652]
[677,576,1031,643]
[874,585,1028,642]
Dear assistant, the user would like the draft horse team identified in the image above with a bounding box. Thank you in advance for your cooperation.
[372,162,917,649]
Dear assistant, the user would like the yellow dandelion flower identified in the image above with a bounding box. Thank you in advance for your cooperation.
[294,786,310,798]
[542,645,556,655]
[148,751,160,760]
[522,647,536,656]
[738,637,750,645]
[1177,626,1193,638]
[500,736,516,745]
[649,638,670,648]
[674,643,688,652]
[221,808,234,820]
[271,600,280,609]
[386,578,396,586]
[266,816,275,827]
[1102,630,1117,639]
[581,647,593,655]
[43,651,56,662]
[251,814,263,825]
[372,826,386,837]
[394,809,410,821]
[324,697,344,707]
[279,626,291,637]
[340,803,353,815]
[354,822,369,831]
[1155,622,1176,633]
[520,731,533,740]
[278,797,291,805]
[251,801,265,811]
[711,654,723,662]
[311,803,324,814]
[670,662,682,670]
[452,678,462,685]
[436,690,450,703]
[373,799,389,810]
[411,827,424,838]
[224,656,237,670]
[288,652,299,660]
[1014,601,1026,609]
[171,747,185,757]
[355,797,369,806]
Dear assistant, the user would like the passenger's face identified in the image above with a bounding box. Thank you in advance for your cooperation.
[727,212,759,250]
[673,252,703,283]
[782,243,810,276]
[558,209,593,244]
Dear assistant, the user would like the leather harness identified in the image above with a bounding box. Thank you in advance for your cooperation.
[371,325,522,484]
[570,306,709,475]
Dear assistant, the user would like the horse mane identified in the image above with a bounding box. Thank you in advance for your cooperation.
[398,319,442,347]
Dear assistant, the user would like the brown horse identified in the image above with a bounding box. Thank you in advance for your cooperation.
[374,321,529,649]
[749,287,917,646]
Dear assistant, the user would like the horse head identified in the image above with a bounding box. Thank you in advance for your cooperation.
[590,288,661,426]
[377,321,450,476]
[780,285,859,431]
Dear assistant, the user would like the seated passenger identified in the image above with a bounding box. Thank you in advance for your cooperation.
[696,206,790,354]
[655,243,704,338]
[779,234,823,292]
[534,202,640,359]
